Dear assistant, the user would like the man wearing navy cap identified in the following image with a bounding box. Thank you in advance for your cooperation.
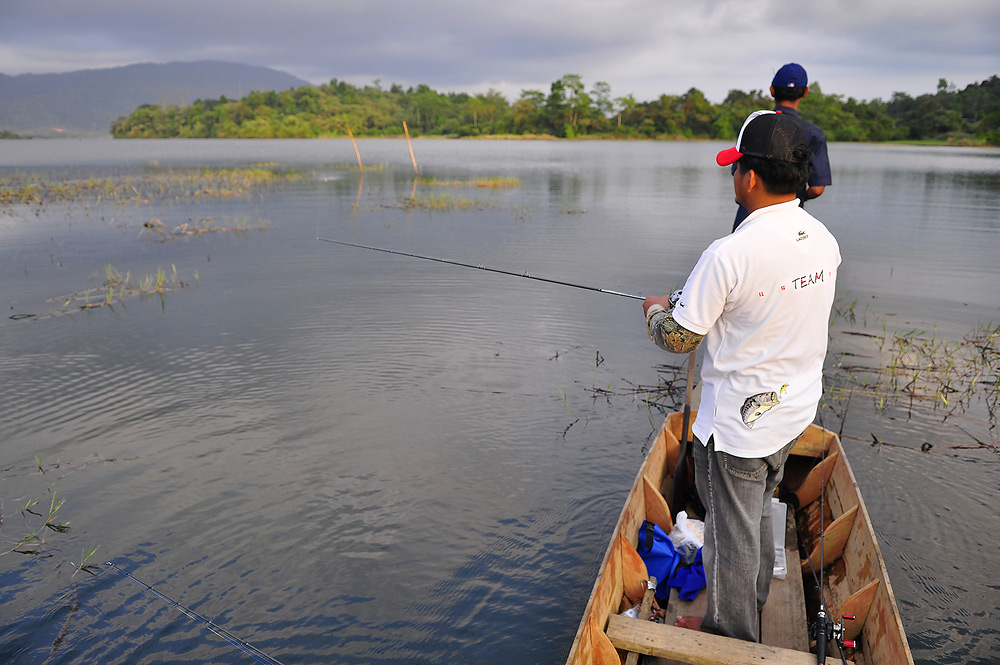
[643,110,841,641]
[732,63,832,231]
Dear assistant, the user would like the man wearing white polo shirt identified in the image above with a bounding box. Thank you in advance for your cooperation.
[642,110,841,642]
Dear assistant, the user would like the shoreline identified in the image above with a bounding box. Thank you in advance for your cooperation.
[6,133,996,148]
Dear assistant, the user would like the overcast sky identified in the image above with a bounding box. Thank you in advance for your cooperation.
[2,0,998,104]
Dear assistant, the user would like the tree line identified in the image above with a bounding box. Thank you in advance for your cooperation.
[111,74,1000,145]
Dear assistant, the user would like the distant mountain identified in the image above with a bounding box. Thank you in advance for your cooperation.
[0,61,312,137]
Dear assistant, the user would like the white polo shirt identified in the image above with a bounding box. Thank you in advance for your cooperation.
[672,199,841,458]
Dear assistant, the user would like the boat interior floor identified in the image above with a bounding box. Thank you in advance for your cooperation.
[641,503,836,664]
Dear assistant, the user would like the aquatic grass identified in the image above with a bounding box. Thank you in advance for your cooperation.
[583,358,688,425]
[822,318,1000,451]
[601,310,998,451]
[140,214,269,240]
[555,386,581,439]
[22,497,40,516]
[52,262,194,314]
[832,297,859,324]
[189,168,286,197]
[43,492,70,534]
[557,386,577,418]
[3,491,70,556]
[0,167,300,208]
[565,296,997,451]
[1,457,102,634]
[0,174,131,206]
[10,532,41,556]
[586,350,618,398]
[71,546,101,576]
[416,176,520,188]
[399,193,485,210]
[0,182,42,204]
[324,162,391,173]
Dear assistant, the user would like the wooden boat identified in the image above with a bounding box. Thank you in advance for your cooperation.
[565,411,914,665]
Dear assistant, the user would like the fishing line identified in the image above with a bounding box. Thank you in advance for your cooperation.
[316,237,645,301]
[105,561,286,665]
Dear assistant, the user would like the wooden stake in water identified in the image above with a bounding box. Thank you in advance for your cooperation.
[346,124,363,173]
[403,121,418,174]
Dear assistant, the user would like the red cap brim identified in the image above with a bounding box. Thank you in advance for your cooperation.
[716,147,742,166]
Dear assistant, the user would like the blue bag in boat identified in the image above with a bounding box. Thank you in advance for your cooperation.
[670,546,706,601]
[636,520,681,601]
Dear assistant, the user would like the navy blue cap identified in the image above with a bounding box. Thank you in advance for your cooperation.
[772,63,808,88]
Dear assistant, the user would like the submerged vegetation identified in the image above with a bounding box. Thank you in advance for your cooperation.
[824,319,999,449]
[599,305,999,453]
[0,167,299,207]
[110,73,1000,145]
[399,193,486,211]
[140,214,269,240]
[393,176,520,210]
[415,176,520,188]
[2,166,285,320]
[54,263,194,314]
[1,456,101,576]
[1,455,102,661]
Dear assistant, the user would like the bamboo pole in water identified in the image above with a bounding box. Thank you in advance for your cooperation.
[403,121,418,174]
[346,124,363,172]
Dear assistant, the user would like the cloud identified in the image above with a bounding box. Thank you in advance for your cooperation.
[1,0,997,103]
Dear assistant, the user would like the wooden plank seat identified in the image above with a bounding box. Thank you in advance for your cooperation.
[607,614,849,665]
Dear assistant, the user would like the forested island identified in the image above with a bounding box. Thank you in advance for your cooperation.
[112,74,1000,145]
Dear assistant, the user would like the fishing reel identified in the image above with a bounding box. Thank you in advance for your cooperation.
[810,605,856,664]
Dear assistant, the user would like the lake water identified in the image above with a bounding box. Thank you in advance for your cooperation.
[1,138,997,664]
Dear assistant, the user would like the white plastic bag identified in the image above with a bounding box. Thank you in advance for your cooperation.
[668,511,704,565]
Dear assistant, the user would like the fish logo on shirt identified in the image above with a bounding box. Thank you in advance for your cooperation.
[740,385,788,429]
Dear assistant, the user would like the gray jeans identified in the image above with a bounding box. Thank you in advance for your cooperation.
[693,434,797,642]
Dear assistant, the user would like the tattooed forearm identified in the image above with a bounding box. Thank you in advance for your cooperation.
[646,308,704,354]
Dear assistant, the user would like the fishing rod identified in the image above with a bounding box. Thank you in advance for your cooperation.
[316,237,645,301]
[105,561,286,665]
[670,350,698,521]
[800,443,853,665]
